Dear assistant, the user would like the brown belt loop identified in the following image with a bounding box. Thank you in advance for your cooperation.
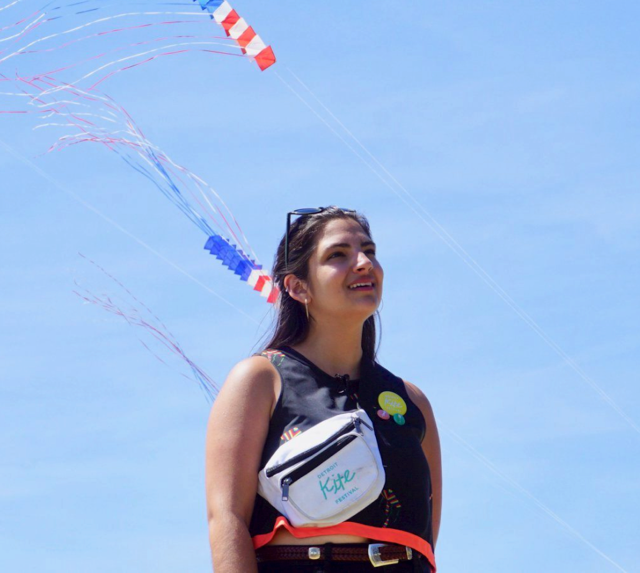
[325,542,333,572]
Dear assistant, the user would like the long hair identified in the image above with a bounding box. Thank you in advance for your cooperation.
[258,207,381,362]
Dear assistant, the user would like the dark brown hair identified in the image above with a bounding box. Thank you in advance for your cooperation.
[258,207,381,361]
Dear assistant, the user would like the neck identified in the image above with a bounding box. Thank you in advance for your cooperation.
[292,315,366,380]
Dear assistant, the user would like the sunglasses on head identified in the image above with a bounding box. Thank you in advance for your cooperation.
[285,207,356,269]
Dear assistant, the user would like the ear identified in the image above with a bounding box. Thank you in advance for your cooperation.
[284,274,311,304]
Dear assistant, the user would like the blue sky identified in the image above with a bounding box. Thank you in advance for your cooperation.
[1,1,639,571]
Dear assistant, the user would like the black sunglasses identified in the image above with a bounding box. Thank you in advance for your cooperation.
[284,207,356,269]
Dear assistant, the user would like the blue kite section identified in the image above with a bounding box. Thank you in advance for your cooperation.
[196,0,224,15]
[204,235,262,281]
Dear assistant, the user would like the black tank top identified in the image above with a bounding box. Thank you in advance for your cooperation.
[249,346,435,571]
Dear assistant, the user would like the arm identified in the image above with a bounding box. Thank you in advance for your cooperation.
[205,356,280,573]
[404,381,442,549]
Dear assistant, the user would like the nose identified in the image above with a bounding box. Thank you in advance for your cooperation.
[354,251,374,272]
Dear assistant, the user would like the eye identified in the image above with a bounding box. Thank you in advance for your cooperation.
[329,252,345,259]
[366,249,377,257]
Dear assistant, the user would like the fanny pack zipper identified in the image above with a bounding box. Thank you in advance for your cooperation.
[280,434,358,501]
[265,413,372,479]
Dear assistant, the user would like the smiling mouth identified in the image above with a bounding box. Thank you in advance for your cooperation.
[348,282,375,291]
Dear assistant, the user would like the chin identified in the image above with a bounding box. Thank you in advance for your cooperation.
[344,300,380,318]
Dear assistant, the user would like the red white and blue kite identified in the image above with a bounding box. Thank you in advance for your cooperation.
[195,0,276,71]
[0,0,279,303]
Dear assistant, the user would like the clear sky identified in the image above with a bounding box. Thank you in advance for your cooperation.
[1,1,639,571]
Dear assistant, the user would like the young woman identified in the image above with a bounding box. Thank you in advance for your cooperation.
[205,207,442,572]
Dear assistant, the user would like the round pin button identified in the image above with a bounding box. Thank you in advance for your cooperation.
[378,391,407,416]
[393,413,406,426]
[377,409,390,420]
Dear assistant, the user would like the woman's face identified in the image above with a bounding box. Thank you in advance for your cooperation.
[305,217,384,321]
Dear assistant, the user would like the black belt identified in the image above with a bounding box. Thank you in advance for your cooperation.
[256,543,414,567]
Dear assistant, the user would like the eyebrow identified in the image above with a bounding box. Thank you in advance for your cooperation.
[324,240,376,251]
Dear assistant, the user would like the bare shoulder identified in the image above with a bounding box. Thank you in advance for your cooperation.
[206,355,281,453]
[403,380,435,418]
[403,379,439,443]
[224,354,279,389]
[219,355,279,399]
[213,354,281,417]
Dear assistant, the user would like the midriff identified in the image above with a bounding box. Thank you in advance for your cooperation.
[267,528,371,545]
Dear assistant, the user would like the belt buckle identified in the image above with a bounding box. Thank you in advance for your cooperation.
[368,543,412,567]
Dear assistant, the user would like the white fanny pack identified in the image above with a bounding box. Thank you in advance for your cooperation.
[257,409,386,527]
